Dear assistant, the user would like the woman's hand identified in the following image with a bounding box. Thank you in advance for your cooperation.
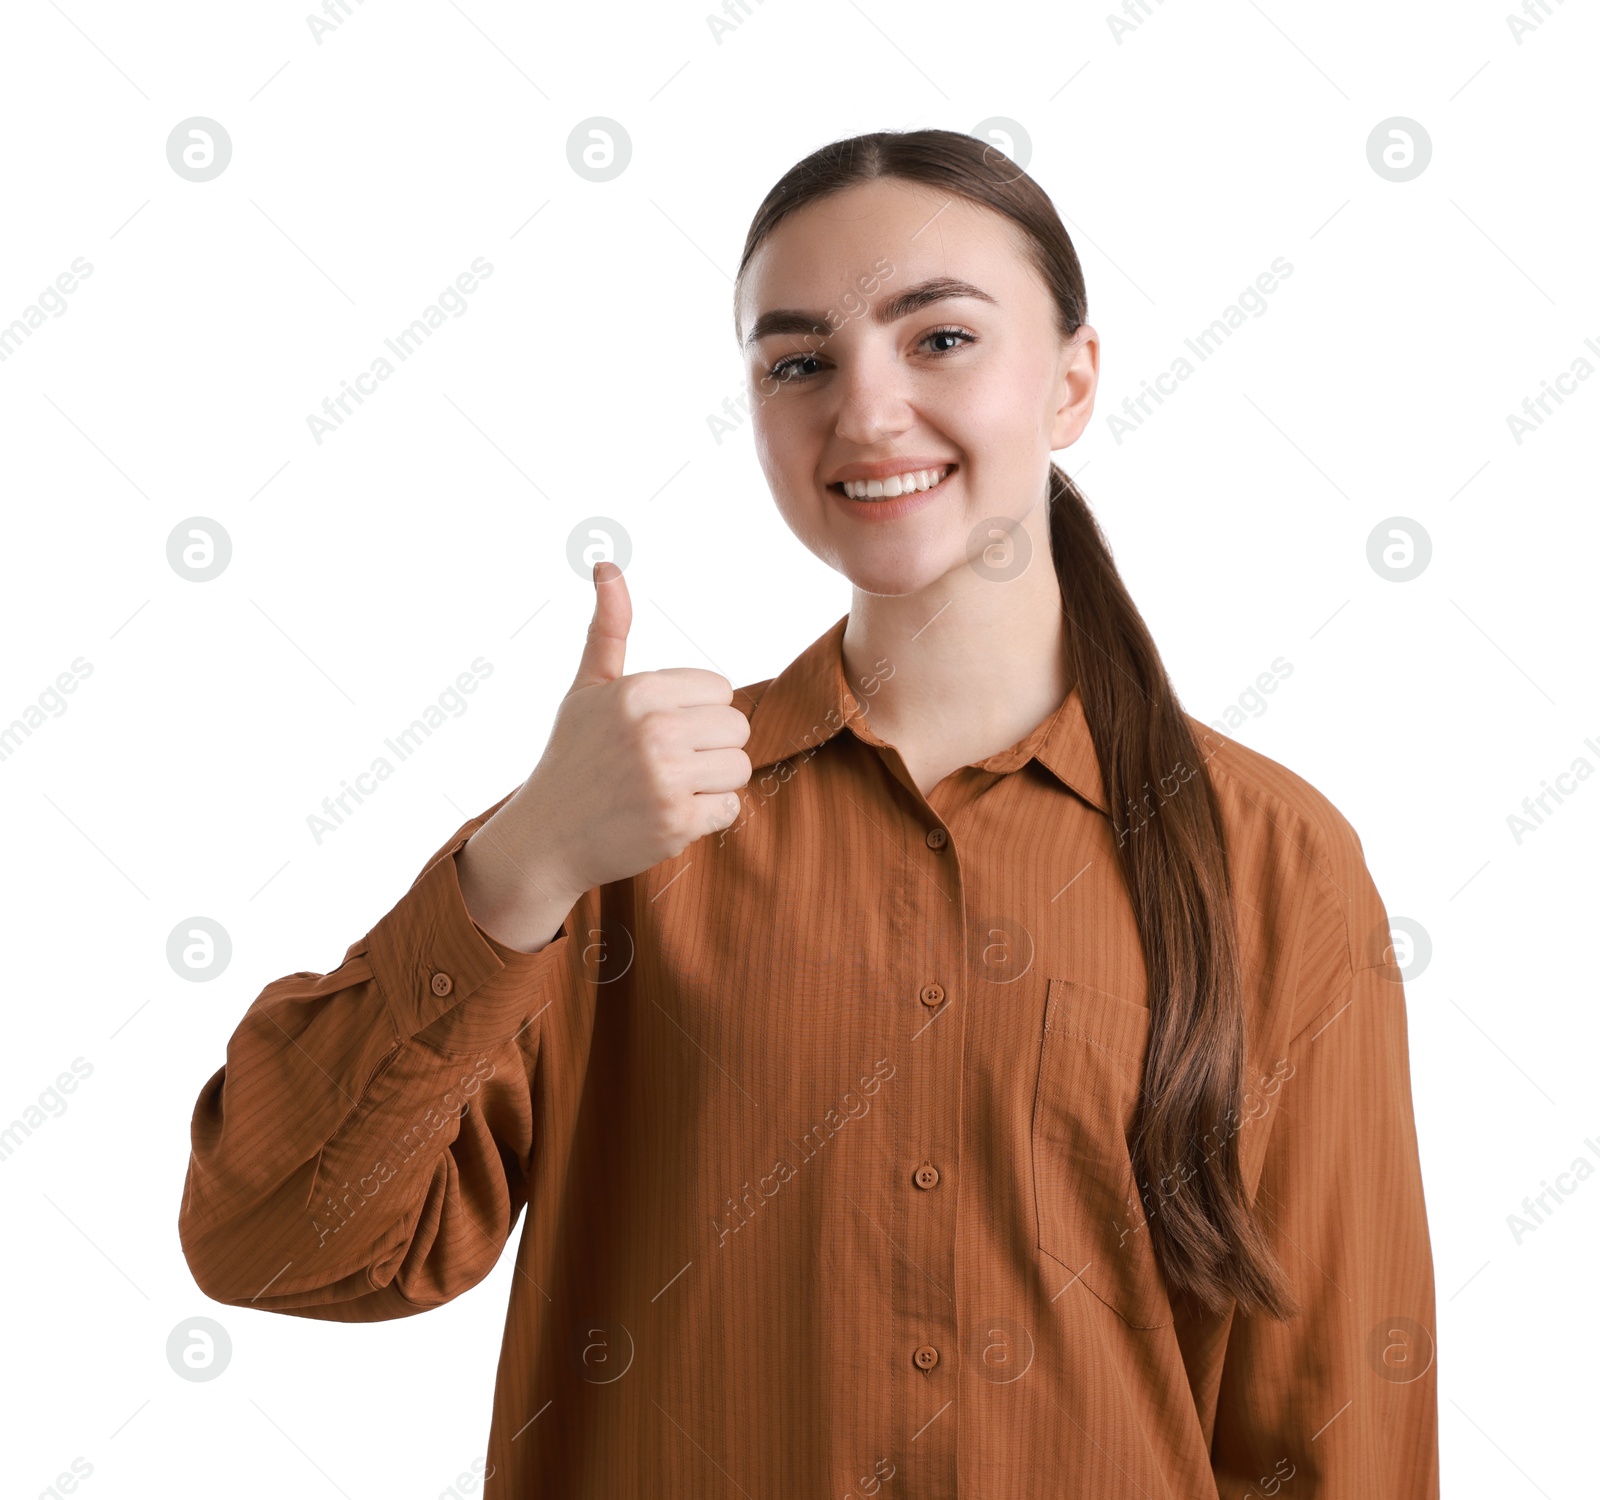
[455,561,752,950]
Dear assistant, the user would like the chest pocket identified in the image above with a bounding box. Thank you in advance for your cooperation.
[1031,977,1174,1329]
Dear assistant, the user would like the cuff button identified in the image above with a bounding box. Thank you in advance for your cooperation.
[430,971,454,997]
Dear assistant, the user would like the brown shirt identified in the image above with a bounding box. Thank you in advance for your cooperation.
[178,611,1439,1498]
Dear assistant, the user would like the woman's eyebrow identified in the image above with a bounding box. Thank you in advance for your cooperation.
[743,276,998,348]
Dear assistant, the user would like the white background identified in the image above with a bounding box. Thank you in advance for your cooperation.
[2,0,1595,1495]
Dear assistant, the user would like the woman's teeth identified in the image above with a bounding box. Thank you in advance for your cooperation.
[839,464,954,500]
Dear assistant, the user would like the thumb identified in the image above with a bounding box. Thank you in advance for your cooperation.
[569,560,631,692]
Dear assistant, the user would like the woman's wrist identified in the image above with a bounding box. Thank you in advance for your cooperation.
[453,814,583,955]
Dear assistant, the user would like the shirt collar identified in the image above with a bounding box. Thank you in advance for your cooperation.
[737,612,1110,817]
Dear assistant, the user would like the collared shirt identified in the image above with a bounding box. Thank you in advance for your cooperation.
[178,611,1439,1498]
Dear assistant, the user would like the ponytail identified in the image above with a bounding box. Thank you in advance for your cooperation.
[1049,463,1297,1318]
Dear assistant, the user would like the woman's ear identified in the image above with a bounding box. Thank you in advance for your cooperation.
[1050,324,1099,449]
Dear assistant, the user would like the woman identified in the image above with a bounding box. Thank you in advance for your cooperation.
[179,128,1438,1497]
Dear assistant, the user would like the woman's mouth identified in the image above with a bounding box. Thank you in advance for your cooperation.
[830,463,957,502]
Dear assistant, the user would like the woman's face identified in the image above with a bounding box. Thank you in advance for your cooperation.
[736,177,1098,598]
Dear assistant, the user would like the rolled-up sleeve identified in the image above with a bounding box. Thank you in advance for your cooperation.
[1210,945,1439,1497]
[177,795,574,1322]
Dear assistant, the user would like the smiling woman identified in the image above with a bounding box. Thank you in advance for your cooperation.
[729,156,1302,1289]
[178,126,1438,1500]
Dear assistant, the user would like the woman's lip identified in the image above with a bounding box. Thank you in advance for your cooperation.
[826,459,960,486]
[826,462,958,495]
[827,465,956,519]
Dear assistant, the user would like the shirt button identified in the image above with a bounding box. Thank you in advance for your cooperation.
[919,983,945,1008]
[430,971,454,997]
[913,1162,940,1190]
[925,827,947,850]
[913,1344,940,1371]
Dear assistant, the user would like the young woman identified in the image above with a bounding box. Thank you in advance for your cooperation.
[180,129,1438,1497]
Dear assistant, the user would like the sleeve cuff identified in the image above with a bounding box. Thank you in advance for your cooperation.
[362,814,573,1051]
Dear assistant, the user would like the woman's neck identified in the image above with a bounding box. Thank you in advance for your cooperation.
[840,514,1072,783]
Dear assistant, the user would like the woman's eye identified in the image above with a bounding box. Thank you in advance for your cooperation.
[764,326,975,384]
[768,353,821,382]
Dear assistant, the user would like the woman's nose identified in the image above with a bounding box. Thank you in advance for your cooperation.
[832,357,913,445]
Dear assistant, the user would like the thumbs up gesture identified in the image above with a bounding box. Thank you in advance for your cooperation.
[456,562,752,949]
[550,559,752,886]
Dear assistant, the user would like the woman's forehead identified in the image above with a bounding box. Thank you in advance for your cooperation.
[737,192,1025,336]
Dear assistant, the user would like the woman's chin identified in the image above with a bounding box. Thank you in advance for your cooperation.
[835,551,960,599]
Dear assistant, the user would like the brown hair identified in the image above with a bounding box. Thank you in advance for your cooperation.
[732,128,1298,1322]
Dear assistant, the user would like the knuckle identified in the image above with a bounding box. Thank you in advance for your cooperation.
[656,803,692,849]
[642,761,677,812]
[648,803,678,843]
[614,675,646,716]
[635,711,675,763]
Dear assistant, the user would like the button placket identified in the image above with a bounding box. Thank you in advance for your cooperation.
[890,798,963,1492]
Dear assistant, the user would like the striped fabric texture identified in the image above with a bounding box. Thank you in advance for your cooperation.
[178,611,1439,1498]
